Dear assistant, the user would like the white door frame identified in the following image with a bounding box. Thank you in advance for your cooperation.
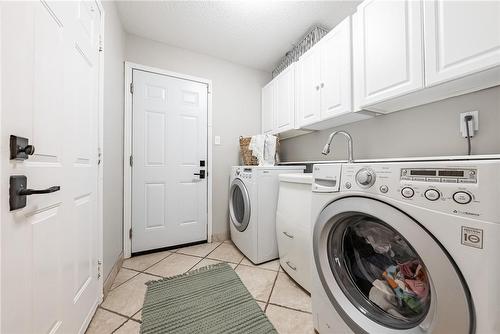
[96,0,105,302]
[123,62,213,259]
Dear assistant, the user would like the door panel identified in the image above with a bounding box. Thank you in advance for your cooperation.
[320,17,352,120]
[274,65,295,132]
[132,70,208,252]
[424,0,500,85]
[296,48,321,127]
[357,0,424,106]
[1,1,101,333]
[261,82,274,134]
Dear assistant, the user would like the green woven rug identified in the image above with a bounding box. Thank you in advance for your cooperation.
[140,263,277,334]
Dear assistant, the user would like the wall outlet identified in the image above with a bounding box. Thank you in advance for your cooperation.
[214,136,221,145]
[460,111,479,138]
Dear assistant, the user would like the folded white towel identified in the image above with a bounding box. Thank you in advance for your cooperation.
[249,134,277,166]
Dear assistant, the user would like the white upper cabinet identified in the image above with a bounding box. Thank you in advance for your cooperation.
[423,0,500,86]
[356,0,424,107]
[274,65,296,132]
[261,81,274,134]
[296,46,321,127]
[296,16,371,130]
[320,17,353,119]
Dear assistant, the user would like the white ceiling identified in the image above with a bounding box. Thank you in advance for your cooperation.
[115,1,362,72]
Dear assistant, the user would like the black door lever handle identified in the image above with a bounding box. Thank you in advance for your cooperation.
[18,186,60,196]
[194,170,206,179]
[9,175,61,211]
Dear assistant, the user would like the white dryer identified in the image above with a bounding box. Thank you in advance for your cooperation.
[229,165,305,264]
[310,157,500,334]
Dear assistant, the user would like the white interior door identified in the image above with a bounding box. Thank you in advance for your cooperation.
[131,70,208,253]
[1,1,101,333]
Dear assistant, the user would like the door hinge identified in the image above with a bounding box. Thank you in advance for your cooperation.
[98,35,103,52]
[130,83,134,94]
[129,228,132,239]
[97,260,102,279]
[129,155,133,167]
[97,147,102,165]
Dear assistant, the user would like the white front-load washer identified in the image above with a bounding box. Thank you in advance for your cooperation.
[229,165,304,264]
[310,157,500,334]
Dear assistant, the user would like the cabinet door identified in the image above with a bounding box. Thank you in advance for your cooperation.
[320,16,352,120]
[261,81,274,134]
[356,0,424,106]
[274,65,295,132]
[424,0,500,86]
[296,47,321,127]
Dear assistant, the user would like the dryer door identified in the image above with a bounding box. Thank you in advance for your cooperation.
[313,197,473,334]
[229,178,251,232]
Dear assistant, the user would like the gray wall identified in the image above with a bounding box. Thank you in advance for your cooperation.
[125,33,271,240]
[280,86,500,162]
[102,1,126,280]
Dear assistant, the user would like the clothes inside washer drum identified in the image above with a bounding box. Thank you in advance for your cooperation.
[336,217,431,325]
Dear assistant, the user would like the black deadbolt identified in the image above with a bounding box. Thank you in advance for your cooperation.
[10,135,35,160]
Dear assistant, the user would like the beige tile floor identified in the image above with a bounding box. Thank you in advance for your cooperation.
[86,240,314,334]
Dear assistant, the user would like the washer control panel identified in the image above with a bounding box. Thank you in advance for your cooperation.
[329,160,500,222]
[401,168,477,184]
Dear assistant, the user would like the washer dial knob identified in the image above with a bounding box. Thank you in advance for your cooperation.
[356,168,376,188]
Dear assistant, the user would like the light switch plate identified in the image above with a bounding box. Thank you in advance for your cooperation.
[459,111,479,137]
[214,136,221,145]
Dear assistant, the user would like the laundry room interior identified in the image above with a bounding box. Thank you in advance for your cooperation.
[1,1,499,334]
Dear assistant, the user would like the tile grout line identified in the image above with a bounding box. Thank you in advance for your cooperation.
[185,241,225,271]
[263,268,280,313]
[266,302,312,314]
[97,305,141,334]
[108,269,141,292]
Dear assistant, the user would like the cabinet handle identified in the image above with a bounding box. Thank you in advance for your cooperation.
[283,231,294,239]
[315,85,320,91]
[286,261,297,271]
[321,82,325,88]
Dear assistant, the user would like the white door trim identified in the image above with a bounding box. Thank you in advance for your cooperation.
[123,62,213,259]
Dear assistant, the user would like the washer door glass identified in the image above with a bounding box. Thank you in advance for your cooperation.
[328,214,431,329]
[229,179,250,232]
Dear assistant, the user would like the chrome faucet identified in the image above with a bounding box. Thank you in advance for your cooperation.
[321,130,354,163]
